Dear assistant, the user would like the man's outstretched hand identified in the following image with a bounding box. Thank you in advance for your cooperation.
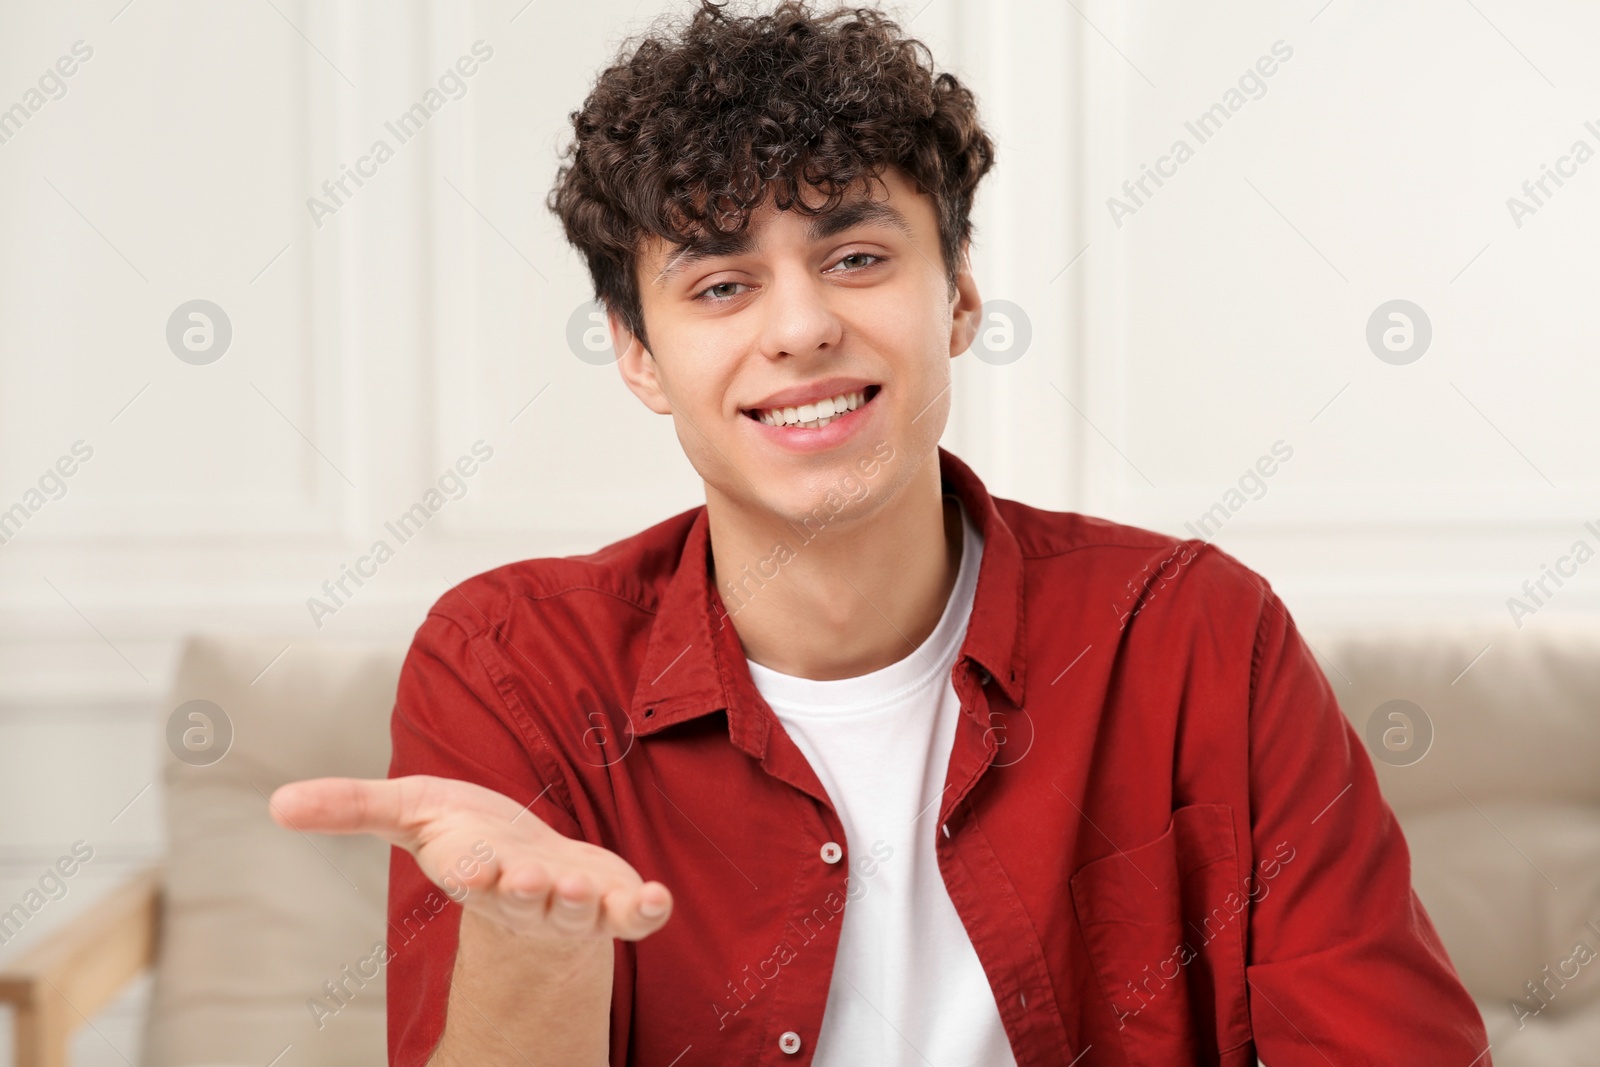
[268,774,673,943]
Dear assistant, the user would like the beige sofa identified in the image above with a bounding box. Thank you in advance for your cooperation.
[0,637,399,1067]
[1327,623,1600,1062]
[2,622,1596,1065]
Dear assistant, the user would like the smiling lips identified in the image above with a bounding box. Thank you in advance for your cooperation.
[744,385,881,430]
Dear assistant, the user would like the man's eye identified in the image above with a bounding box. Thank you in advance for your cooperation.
[832,252,881,272]
[695,281,747,303]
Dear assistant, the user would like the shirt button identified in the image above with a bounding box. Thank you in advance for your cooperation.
[779,1030,802,1054]
[977,666,992,684]
[820,841,843,864]
[941,823,950,838]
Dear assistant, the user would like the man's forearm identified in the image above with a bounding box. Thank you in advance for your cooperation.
[427,907,613,1066]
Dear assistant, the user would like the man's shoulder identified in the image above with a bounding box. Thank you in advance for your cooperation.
[420,504,703,640]
[997,495,1179,558]
[995,496,1275,612]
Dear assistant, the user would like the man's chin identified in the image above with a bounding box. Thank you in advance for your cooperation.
[705,432,903,528]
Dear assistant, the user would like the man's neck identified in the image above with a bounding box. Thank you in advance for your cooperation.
[706,453,963,681]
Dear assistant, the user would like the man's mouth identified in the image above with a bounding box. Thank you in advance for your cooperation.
[742,384,881,430]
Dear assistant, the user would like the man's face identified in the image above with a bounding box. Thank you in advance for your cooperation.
[612,164,983,527]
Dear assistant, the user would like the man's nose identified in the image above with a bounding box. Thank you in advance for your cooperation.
[756,265,845,359]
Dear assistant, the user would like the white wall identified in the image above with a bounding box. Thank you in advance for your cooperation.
[1077,0,1600,631]
[0,0,1595,1061]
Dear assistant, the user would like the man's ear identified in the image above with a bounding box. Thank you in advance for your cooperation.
[948,241,983,360]
[611,306,673,415]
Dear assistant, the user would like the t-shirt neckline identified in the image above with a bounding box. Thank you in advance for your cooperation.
[745,493,984,715]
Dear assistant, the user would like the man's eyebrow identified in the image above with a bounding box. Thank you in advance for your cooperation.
[653,199,916,288]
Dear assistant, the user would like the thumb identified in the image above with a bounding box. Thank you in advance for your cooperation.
[268,776,426,849]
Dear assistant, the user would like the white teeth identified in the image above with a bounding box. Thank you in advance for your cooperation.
[752,389,870,429]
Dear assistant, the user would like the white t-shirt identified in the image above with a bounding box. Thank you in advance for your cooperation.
[746,494,1018,1067]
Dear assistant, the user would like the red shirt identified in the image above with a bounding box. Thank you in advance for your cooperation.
[387,446,1491,1066]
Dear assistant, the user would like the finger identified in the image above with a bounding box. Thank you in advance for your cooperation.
[483,862,561,928]
[271,774,530,841]
[496,861,554,903]
[267,776,429,848]
[604,880,673,941]
[543,871,602,937]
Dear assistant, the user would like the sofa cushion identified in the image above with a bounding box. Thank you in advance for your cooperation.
[1403,802,1600,1008]
[140,634,404,1067]
[1307,620,1600,1062]
[1311,620,1600,814]
[1477,994,1600,1067]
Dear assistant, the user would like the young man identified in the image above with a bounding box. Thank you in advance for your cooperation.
[271,2,1492,1064]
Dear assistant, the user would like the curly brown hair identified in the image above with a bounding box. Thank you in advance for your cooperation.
[546,0,997,352]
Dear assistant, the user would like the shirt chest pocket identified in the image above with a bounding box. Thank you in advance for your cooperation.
[1068,802,1251,1064]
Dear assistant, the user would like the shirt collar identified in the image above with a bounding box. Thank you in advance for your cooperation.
[629,446,1026,746]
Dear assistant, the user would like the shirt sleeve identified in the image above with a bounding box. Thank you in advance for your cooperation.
[1242,582,1492,1064]
[385,610,587,1067]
